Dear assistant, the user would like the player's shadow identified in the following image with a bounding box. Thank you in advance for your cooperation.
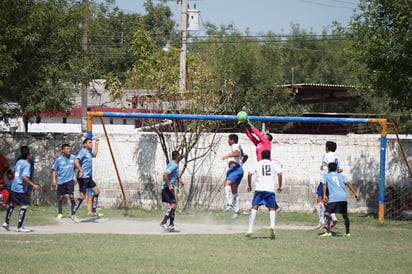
[316,231,347,237]
[79,217,102,223]
[245,236,276,240]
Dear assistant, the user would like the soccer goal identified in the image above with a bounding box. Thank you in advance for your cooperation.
[86,111,411,223]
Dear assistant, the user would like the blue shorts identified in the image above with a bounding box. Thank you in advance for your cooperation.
[78,178,97,194]
[226,165,244,185]
[57,180,75,196]
[316,182,323,196]
[10,191,29,205]
[325,201,348,214]
[161,188,176,204]
[251,191,276,208]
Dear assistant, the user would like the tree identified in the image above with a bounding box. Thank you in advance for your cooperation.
[0,0,86,130]
[125,2,224,210]
[191,26,300,133]
[88,9,142,82]
[349,0,412,112]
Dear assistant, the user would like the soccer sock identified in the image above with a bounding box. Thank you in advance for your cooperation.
[70,200,76,215]
[224,185,233,206]
[58,199,63,214]
[317,203,325,222]
[169,208,176,226]
[162,207,171,224]
[248,209,257,233]
[92,195,99,213]
[331,213,337,221]
[233,193,239,213]
[17,206,27,228]
[325,215,332,233]
[72,198,83,214]
[343,214,350,234]
[5,204,14,224]
[270,210,276,228]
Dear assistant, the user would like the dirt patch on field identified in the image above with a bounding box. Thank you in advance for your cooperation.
[2,216,314,235]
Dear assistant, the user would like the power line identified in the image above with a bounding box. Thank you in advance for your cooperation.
[297,0,355,10]
[330,0,358,5]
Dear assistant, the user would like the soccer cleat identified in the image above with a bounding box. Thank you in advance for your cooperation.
[160,223,169,230]
[2,222,10,231]
[231,212,240,220]
[57,213,63,219]
[320,232,332,237]
[270,228,276,239]
[243,209,251,215]
[245,232,252,237]
[168,225,180,232]
[223,205,233,213]
[90,212,103,217]
[69,215,79,223]
[15,227,30,233]
[343,233,351,238]
[275,207,282,214]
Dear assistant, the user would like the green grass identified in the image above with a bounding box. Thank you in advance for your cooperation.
[1,206,412,273]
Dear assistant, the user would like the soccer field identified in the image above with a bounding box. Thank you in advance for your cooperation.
[1,207,411,273]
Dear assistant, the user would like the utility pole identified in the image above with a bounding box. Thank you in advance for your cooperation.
[160,0,188,91]
[179,0,188,92]
[81,0,88,132]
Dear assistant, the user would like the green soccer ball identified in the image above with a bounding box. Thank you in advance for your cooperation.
[236,111,248,122]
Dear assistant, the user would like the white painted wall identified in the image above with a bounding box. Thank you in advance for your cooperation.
[1,132,411,214]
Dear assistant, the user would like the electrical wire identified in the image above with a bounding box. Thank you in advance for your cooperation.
[297,0,355,10]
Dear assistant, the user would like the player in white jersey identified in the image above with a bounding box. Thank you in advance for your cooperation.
[316,141,343,229]
[221,134,248,220]
[246,150,282,239]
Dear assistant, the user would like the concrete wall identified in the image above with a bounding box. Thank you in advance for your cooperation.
[1,132,411,214]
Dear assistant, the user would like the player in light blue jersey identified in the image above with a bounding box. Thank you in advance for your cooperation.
[52,144,78,219]
[71,138,102,221]
[221,134,248,219]
[3,147,41,232]
[316,141,343,229]
[320,162,359,237]
[160,151,185,232]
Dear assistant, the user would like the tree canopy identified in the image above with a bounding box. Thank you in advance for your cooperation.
[0,0,410,132]
[349,0,412,111]
[0,0,86,129]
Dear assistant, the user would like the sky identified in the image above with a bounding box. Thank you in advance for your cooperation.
[103,0,360,35]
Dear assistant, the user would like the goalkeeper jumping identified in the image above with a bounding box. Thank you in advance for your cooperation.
[237,113,282,214]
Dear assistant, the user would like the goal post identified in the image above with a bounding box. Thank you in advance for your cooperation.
[87,111,391,223]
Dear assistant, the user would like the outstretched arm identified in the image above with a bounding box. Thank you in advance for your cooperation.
[92,138,99,157]
[243,128,259,146]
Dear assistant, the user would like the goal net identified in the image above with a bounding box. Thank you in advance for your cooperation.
[86,112,412,223]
